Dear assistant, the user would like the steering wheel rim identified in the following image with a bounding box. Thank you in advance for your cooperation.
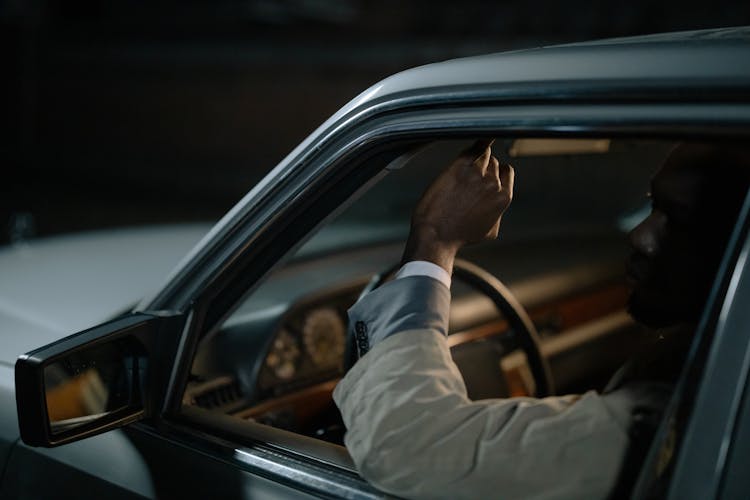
[345,257,555,397]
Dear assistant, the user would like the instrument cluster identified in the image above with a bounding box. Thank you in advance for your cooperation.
[257,288,358,397]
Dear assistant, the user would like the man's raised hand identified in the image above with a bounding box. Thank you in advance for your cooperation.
[403,140,514,273]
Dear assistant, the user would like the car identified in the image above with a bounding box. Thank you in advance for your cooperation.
[3,26,750,499]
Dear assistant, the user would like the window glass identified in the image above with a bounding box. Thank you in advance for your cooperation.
[183,137,674,435]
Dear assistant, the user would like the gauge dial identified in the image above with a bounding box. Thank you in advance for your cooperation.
[265,329,301,381]
[302,308,346,369]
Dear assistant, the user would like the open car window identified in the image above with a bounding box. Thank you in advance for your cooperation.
[178,137,733,497]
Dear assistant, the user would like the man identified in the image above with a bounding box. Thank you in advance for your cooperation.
[332,141,749,499]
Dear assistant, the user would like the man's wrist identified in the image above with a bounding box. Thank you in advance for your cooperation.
[401,225,460,274]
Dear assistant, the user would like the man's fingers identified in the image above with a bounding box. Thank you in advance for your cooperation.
[499,161,515,198]
[472,147,492,175]
[484,161,513,241]
[488,156,500,184]
[463,139,496,173]
[464,138,496,157]
[487,217,502,240]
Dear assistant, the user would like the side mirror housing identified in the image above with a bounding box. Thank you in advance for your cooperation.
[15,313,183,447]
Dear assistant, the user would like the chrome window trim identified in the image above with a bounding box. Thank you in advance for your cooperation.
[134,419,383,499]
[232,448,379,499]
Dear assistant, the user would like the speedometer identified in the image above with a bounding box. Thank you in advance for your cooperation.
[265,329,301,381]
[302,308,346,369]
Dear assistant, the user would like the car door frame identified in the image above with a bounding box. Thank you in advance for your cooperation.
[650,185,750,499]
[129,90,750,497]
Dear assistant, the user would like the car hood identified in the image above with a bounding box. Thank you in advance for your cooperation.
[0,224,210,365]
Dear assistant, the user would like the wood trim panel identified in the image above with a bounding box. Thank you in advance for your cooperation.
[448,283,628,347]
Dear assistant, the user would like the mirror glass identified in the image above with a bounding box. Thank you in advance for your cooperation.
[44,339,146,434]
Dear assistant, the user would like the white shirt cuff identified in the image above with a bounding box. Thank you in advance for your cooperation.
[394,260,451,289]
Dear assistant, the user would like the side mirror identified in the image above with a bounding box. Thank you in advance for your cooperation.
[15,313,182,447]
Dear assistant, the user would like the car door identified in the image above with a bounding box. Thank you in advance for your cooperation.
[12,39,750,499]
[631,192,750,500]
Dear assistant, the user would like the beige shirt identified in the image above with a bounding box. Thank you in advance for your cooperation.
[334,276,669,499]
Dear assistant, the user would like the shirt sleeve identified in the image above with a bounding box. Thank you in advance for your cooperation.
[395,260,452,288]
[350,274,451,354]
[335,275,671,500]
[351,261,450,355]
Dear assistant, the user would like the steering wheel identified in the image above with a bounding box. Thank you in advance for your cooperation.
[345,258,555,397]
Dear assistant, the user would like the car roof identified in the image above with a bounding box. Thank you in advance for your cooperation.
[558,26,750,46]
[353,26,750,107]
[280,26,750,186]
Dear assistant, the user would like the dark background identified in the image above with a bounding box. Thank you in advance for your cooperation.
[3,0,750,244]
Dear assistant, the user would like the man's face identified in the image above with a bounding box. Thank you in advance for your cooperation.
[627,150,735,328]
